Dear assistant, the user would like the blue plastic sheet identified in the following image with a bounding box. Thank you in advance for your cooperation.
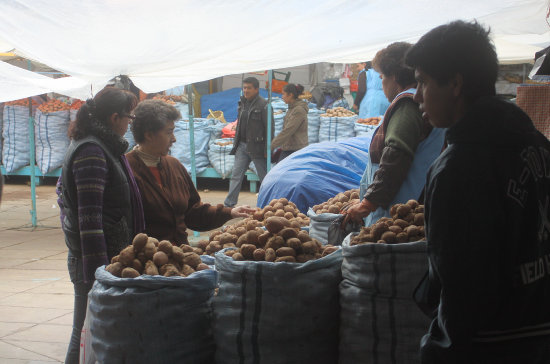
[200,88,280,122]
[257,136,372,213]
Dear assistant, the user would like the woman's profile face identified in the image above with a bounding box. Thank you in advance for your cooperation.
[111,112,135,137]
[282,90,294,104]
[145,120,176,157]
[381,73,399,102]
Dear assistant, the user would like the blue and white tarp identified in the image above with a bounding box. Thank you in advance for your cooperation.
[318,115,357,142]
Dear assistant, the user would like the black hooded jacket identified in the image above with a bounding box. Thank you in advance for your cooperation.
[420,96,550,363]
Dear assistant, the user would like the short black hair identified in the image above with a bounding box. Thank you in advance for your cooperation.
[372,42,416,88]
[243,77,259,89]
[282,83,304,99]
[405,20,497,102]
[131,99,181,143]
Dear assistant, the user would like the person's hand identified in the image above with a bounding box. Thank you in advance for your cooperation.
[231,205,256,218]
[352,104,359,112]
[341,200,374,228]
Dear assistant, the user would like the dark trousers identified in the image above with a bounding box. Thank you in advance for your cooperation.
[65,254,93,364]
[277,150,296,163]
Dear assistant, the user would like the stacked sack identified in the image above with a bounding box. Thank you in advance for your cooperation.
[34,99,71,174]
[339,199,431,364]
[318,107,358,142]
[0,103,3,163]
[213,209,342,364]
[208,138,235,178]
[354,116,382,138]
[172,117,213,174]
[87,233,217,363]
[271,98,288,137]
[307,108,322,144]
[2,99,37,172]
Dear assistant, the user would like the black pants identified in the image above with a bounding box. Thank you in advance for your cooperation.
[277,150,296,163]
[65,254,93,364]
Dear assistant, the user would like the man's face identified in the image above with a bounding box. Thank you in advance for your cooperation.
[243,82,259,101]
[413,68,459,128]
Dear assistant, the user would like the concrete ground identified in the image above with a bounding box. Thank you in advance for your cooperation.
[0,177,257,363]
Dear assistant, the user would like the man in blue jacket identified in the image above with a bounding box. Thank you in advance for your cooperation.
[406,20,550,363]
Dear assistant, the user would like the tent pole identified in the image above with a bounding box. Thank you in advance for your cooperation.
[266,70,273,172]
[186,84,197,187]
[27,59,37,228]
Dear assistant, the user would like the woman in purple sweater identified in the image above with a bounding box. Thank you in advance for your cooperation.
[56,87,144,364]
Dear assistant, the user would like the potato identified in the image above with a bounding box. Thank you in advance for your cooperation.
[405,225,419,237]
[121,267,140,278]
[144,241,157,259]
[119,246,135,266]
[209,231,221,242]
[265,248,276,262]
[414,213,424,226]
[240,244,257,260]
[302,241,318,255]
[235,227,247,236]
[232,252,245,261]
[396,232,409,243]
[132,259,143,273]
[377,240,386,244]
[279,227,298,240]
[274,209,285,217]
[360,234,376,243]
[265,216,291,234]
[144,260,159,275]
[171,246,184,262]
[275,256,296,263]
[253,210,264,221]
[236,234,248,248]
[223,243,236,249]
[136,252,148,265]
[406,199,419,209]
[296,254,315,263]
[264,211,275,219]
[111,255,120,264]
[389,225,403,234]
[183,252,202,269]
[246,230,260,245]
[153,251,169,267]
[132,233,148,252]
[206,242,222,255]
[279,197,289,205]
[193,247,204,255]
[415,205,424,213]
[393,219,409,229]
[182,264,195,276]
[289,220,301,229]
[164,268,181,277]
[273,202,284,210]
[148,237,159,247]
[265,236,286,251]
[196,263,210,271]
[322,246,338,257]
[283,212,294,219]
[381,231,397,244]
[276,247,296,257]
[196,240,209,251]
[397,204,412,218]
[157,240,172,256]
[226,227,237,236]
[253,248,266,261]
[106,262,123,277]
[297,231,311,243]
[286,237,302,251]
[371,223,388,240]
[283,205,295,214]
[159,263,178,275]
[218,233,236,246]
[350,191,359,199]
[257,232,271,248]
[224,249,237,257]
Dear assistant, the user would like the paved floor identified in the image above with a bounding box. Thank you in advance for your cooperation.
[0,178,258,363]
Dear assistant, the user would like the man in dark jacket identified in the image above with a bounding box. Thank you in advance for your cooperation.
[406,20,550,363]
[225,77,273,207]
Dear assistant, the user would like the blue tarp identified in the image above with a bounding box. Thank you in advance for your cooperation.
[257,136,373,213]
[200,88,281,122]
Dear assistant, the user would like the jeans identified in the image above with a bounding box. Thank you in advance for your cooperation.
[65,254,93,364]
[224,142,267,207]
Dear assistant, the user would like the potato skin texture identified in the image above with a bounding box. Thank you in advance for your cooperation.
[153,251,169,267]
[121,267,140,278]
[144,260,159,275]
[265,216,290,234]
[265,248,276,262]
[253,248,266,261]
[276,247,296,257]
[275,256,296,263]
[106,262,123,277]
[119,246,135,266]
[240,244,256,260]
[132,233,148,252]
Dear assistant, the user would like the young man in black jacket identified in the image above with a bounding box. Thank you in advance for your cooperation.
[406,20,550,363]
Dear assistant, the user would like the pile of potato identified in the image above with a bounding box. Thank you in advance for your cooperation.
[37,99,70,113]
[196,218,265,256]
[215,140,233,147]
[320,107,356,118]
[224,216,338,263]
[350,200,425,246]
[105,233,210,278]
[298,91,313,100]
[153,95,184,104]
[312,189,360,214]
[251,198,309,227]
[356,116,382,125]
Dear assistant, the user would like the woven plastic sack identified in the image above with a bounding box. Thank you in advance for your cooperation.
[88,266,218,364]
[213,248,343,364]
[34,109,70,174]
[208,138,235,178]
[318,115,357,142]
[207,118,225,141]
[307,208,342,245]
[2,105,33,172]
[307,109,322,144]
[274,111,285,137]
[329,98,349,109]
[271,98,288,112]
[171,118,211,174]
[354,122,380,138]
[339,233,431,364]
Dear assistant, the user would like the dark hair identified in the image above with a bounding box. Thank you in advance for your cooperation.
[243,77,259,89]
[405,20,497,102]
[282,83,304,99]
[372,42,416,87]
[131,99,181,143]
[69,86,138,140]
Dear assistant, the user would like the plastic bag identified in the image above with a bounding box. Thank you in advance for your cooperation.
[221,121,237,138]
[79,299,97,364]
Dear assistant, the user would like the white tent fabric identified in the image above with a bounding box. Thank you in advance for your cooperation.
[0,0,548,100]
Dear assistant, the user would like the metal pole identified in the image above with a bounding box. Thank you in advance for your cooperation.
[186,85,197,187]
[27,60,37,227]
[266,70,273,172]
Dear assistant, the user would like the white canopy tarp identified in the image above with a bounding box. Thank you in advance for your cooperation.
[0,0,548,101]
